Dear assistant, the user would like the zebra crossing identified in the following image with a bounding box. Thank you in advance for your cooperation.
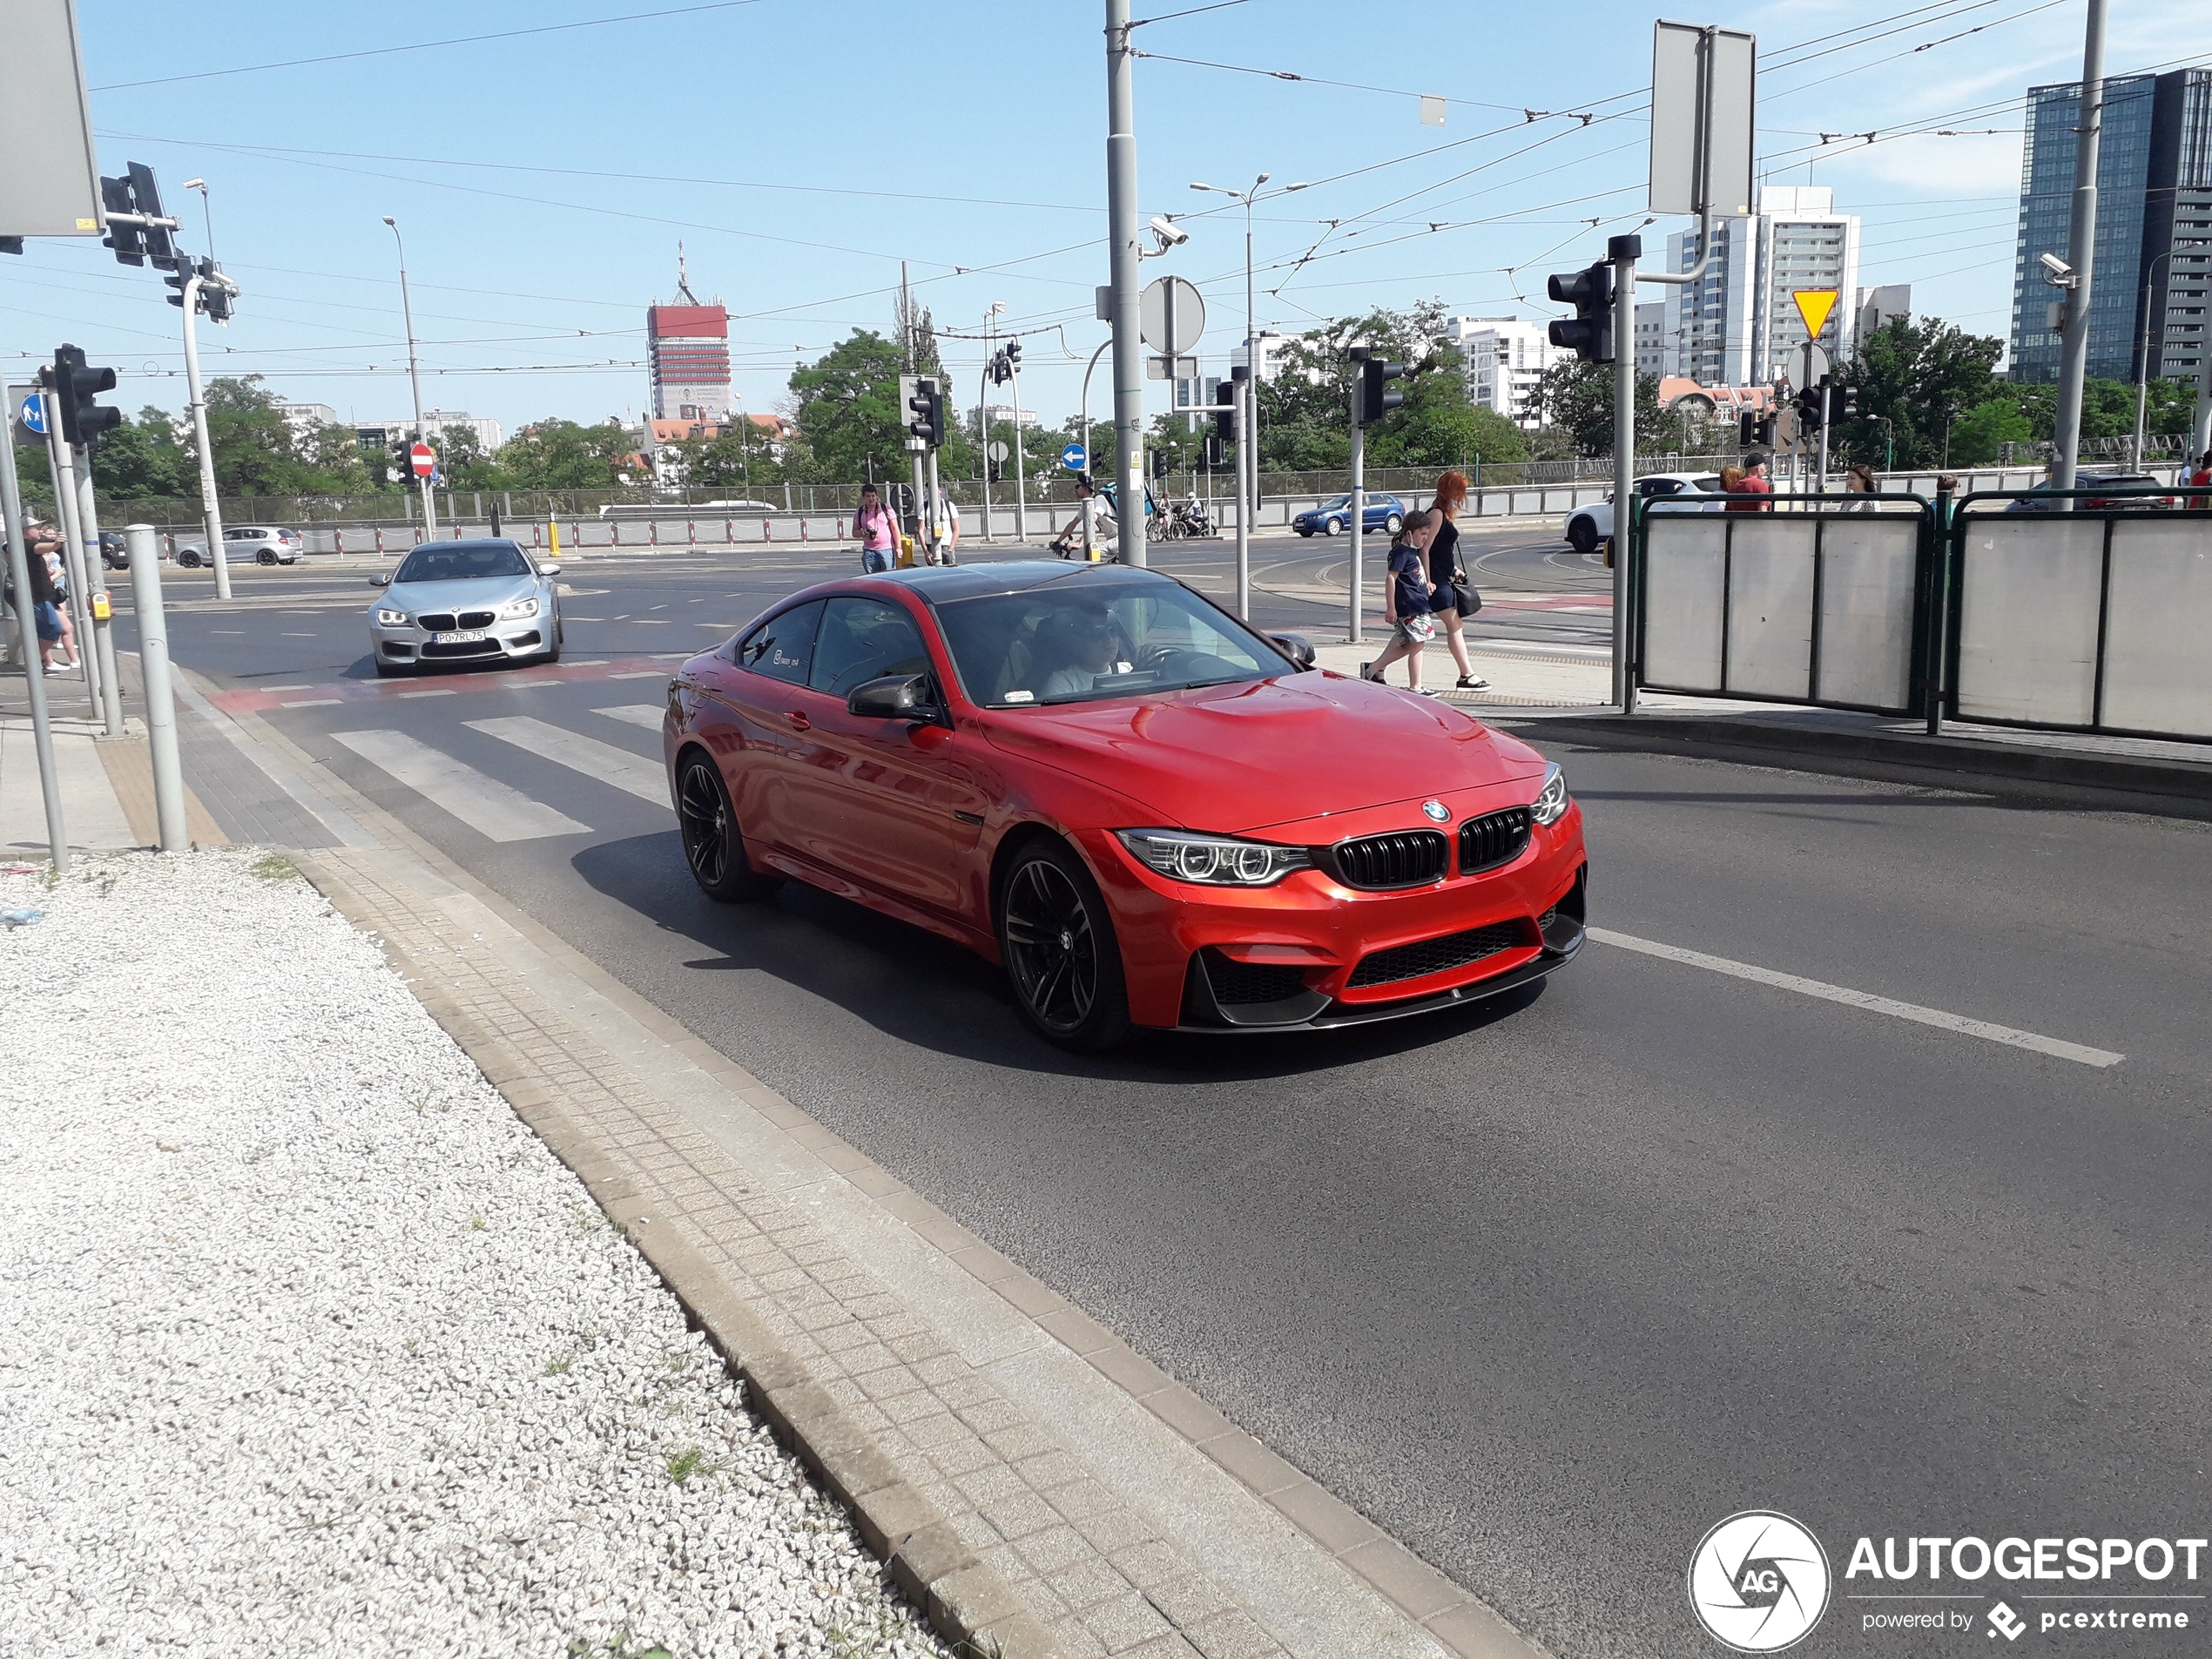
[329,703,674,842]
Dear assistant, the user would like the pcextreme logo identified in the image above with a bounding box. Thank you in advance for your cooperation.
[1689,1511,1833,1652]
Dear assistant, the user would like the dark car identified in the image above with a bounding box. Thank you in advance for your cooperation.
[99,530,129,570]
[1291,493,1406,537]
[2004,472,2175,512]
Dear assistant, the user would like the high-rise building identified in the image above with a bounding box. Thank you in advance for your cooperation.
[1658,187,1862,386]
[1443,316,1567,428]
[647,249,732,423]
[1635,303,1668,378]
[2009,69,2212,385]
[1856,284,1912,342]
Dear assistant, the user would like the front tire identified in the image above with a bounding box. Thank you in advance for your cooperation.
[1567,517,1600,555]
[1324,516,1344,536]
[1384,511,1404,536]
[676,752,778,903]
[996,839,1130,1051]
[179,550,201,568]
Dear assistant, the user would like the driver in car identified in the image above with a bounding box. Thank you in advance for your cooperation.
[1037,607,1135,700]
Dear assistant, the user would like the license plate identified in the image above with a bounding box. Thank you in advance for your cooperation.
[435,630,487,644]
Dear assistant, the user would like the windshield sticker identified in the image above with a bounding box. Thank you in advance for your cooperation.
[1004,690,1035,703]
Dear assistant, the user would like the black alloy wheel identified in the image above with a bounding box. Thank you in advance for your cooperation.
[676,752,776,902]
[997,840,1130,1051]
[1568,517,1600,555]
[257,548,278,565]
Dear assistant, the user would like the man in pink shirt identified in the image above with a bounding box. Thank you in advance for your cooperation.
[853,483,900,573]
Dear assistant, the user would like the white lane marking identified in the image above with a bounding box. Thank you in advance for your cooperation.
[280,698,343,708]
[592,705,664,729]
[332,730,589,841]
[1588,927,2124,1069]
[465,715,669,806]
[609,671,664,679]
[397,688,455,698]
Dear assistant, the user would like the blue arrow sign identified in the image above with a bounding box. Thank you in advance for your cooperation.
[19,392,48,435]
[1060,442,1087,473]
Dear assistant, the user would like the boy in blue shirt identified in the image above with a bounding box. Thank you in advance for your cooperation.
[1361,509,1439,695]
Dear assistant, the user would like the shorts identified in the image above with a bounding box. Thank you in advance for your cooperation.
[1393,614,1435,645]
[34,602,64,643]
[861,546,894,574]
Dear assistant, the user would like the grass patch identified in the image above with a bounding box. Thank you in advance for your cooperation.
[544,1349,576,1376]
[248,852,300,882]
[664,1446,717,1487]
[469,1211,486,1232]
[566,1634,672,1659]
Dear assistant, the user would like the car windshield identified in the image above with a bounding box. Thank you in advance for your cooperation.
[393,542,531,583]
[935,575,1285,708]
[1317,494,1351,510]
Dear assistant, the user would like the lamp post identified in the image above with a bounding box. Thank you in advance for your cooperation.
[981,301,1004,543]
[381,216,436,536]
[1190,175,1307,561]
[2130,245,2195,472]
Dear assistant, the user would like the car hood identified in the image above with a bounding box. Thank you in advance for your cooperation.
[981,671,1548,834]
[374,575,539,613]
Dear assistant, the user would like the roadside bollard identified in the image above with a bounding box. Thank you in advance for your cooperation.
[725,519,733,543]
[650,521,658,547]
[123,525,188,853]
[532,523,542,548]
[613,523,622,547]
[800,516,808,541]
[334,529,345,555]
[686,520,695,546]
[374,526,385,554]
[764,517,773,542]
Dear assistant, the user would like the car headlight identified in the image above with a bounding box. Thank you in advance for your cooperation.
[1116,828,1311,887]
[497,597,540,619]
[1530,762,1569,826]
[374,608,410,627]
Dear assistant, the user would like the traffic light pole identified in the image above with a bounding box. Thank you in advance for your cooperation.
[1611,238,1638,714]
[179,270,233,601]
[1104,0,1147,570]
[924,443,946,565]
[1008,357,1029,543]
[73,448,127,737]
[1233,376,1250,617]
[0,380,69,872]
[39,398,104,718]
[978,353,995,544]
[122,524,188,852]
[1816,383,1832,496]
[2050,0,2107,506]
[1346,347,1367,648]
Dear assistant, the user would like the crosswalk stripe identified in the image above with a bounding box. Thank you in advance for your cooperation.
[592,704,664,729]
[332,730,589,841]
[465,715,670,806]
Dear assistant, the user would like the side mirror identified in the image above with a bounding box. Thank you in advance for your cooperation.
[536,560,561,576]
[368,572,390,587]
[847,672,935,720]
[1270,632,1317,669]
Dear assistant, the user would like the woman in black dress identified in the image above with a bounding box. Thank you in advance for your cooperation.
[1425,471,1488,691]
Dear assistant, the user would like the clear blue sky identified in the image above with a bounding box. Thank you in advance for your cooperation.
[4,0,2196,438]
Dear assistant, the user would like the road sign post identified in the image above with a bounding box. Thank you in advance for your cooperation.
[179,265,232,599]
[0,375,68,869]
[1104,0,1147,568]
[123,524,187,852]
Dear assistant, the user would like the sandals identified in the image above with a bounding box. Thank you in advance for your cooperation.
[1456,675,1491,691]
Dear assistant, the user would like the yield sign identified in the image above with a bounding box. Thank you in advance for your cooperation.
[409,441,435,477]
[1791,289,1840,341]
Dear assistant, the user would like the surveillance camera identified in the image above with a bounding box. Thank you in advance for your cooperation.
[1149,215,1190,249]
[2040,251,2076,285]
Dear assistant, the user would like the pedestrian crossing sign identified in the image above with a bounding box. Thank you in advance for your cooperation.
[1791,289,1839,341]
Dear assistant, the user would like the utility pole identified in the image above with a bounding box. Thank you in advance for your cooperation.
[1346,348,1367,646]
[1611,233,1640,712]
[382,217,436,536]
[2130,247,2183,472]
[179,264,233,600]
[980,302,999,543]
[2050,0,2107,501]
[1,387,69,870]
[1104,0,1147,568]
[122,525,188,851]
[1008,341,1030,543]
[1231,365,1250,616]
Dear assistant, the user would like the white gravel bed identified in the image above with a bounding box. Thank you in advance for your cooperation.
[0,849,950,1659]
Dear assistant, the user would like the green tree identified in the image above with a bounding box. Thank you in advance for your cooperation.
[89,407,197,498]
[1946,397,2035,468]
[787,329,908,484]
[672,421,784,492]
[496,418,637,489]
[1526,360,1669,457]
[1827,316,2004,469]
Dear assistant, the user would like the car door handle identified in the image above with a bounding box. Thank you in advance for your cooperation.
[785,711,811,731]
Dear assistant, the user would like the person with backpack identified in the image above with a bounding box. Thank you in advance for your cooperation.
[853,483,899,574]
[1425,471,1490,691]
[1361,509,1440,695]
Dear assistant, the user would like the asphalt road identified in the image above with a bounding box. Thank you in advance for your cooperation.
[118,531,2212,1658]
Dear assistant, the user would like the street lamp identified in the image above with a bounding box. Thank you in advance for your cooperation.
[1190,175,1308,555]
[381,215,435,535]
[2131,244,2201,471]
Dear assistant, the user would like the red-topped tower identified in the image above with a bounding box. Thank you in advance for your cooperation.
[647,246,731,422]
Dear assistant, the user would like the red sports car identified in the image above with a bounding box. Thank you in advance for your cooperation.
[664,562,1587,1050]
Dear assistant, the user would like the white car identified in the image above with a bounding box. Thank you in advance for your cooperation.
[1563,473,1724,554]
[176,525,304,568]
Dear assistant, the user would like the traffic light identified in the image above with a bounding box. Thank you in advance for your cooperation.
[101,177,146,266]
[1204,434,1225,469]
[1150,448,1171,479]
[1826,383,1859,423]
[49,345,123,448]
[1357,357,1406,426]
[906,377,943,447]
[199,259,233,325]
[989,350,1010,387]
[1795,385,1824,430]
[1547,260,1615,363]
[1738,411,1778,447]
[1217,367,1245,443]
[1005,339,1022,372]
[131,164,177,270]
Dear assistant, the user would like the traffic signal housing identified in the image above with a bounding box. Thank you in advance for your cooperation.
[1547,261,1615,363]
[1796,385,1825,430]
[1826,383,1859,424]
[101,177,146,266]
[906,377,944,448]
[49,346,123,448]
[1005,339,1022,371]
[1357,358,1406,426]
[199,259,233,325]
[1204,434,1225,469]
[1738,410,1777,448]
[1217,367,1245,444]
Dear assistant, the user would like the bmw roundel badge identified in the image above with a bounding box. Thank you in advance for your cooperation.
[1421,799,1450,823]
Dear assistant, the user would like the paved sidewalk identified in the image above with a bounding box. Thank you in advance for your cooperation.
[50,675,1544,1659]
[1311,641,1609,712]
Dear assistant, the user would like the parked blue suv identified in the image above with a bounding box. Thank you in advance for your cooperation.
[1291,493,1406,537]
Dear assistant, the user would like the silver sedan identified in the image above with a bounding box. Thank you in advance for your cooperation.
[366,538,563,678]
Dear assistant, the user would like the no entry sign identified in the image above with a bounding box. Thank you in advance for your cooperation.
[409,442,435,478]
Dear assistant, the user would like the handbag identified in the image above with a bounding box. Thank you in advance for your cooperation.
[1451,568,1481,617]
